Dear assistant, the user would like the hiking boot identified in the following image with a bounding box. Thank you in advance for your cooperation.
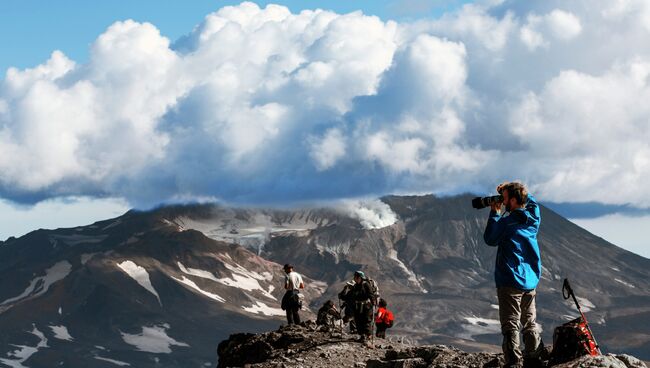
[523,356,544,368]
[523,341,550,368]
[504,359,523,368]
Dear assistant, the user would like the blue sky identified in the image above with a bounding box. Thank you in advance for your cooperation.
[0,0,470,76]
[1,0,649,258]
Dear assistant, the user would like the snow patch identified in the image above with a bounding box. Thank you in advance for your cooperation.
[340,199,398,229]
[171,275,225,302]
[121,325,189,354]
[490,304,499,310]
[94,356,131,366]
[49,325,73,341]
[216,262,276,300]
[309,281,328,295]
[117,261,161,305]
[81,253,98,265]
[315,241,353,261]
[177,262,219,282]
[243,301,285,316]
[386,249,426,292]
[1,261,72,306]
[177,261,275,300]
[457,316,501,341]
[574,297,595,312]
[614,278,635,288]
[0,325,48,368]
[173,212,322,252]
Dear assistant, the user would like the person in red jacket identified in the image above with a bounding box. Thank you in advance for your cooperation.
[375,298,394,338]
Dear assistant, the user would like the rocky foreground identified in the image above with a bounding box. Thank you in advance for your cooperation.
[217,322,648,368]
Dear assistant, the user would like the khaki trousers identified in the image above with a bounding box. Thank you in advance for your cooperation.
[497,287,542,367]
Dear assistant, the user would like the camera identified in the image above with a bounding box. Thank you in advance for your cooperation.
[471,195,503,209]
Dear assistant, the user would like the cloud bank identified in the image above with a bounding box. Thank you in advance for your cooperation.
[2,1,650,208]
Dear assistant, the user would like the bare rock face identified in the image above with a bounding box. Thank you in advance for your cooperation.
[553,354,647,368]
[367,345,501,368]
[217,325,648,368]
[217,321,413,368]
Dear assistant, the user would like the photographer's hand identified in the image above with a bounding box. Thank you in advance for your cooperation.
[490,201,502,215]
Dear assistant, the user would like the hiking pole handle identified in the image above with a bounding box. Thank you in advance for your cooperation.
[562,278,572,299]
[563,278,582,312]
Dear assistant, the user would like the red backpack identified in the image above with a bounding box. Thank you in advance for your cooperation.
[550,279,601,365]
[551,316,599,364]
[376,307,394,327]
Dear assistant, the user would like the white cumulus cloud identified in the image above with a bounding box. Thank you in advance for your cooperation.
[0,0,649,210]
[520,9,582,51]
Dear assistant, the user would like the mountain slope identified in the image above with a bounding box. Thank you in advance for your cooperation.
[0,195,649,367]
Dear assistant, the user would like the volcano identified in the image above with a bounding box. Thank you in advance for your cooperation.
[0,194,648,367]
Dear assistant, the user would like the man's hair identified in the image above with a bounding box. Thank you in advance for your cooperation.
[501,182,528,205]
[378,298,387,308]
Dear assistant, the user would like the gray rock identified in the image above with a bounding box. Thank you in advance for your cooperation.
[616,355,648,368]
[367,358,427,368]
[553,354,648,368]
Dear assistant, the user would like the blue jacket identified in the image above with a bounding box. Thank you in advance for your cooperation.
[483,195,542,291]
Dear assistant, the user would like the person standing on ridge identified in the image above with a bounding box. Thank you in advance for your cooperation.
[483,182,544,368]
[350,271,375,344]
[281,264,304,325]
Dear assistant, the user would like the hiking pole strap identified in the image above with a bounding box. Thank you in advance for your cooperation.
[563,278,582,313]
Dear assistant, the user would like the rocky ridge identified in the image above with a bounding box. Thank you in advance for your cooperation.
[217,322,648,368]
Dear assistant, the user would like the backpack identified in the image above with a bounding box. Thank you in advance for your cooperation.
[375,307,395,330]
[550,279,601,366]
[383,309,394,328]
[365,279,379,305]
[550,317,599,365]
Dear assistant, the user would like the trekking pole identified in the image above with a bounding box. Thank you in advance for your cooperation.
[338,298,343,335]
[562,278,602,354]
[371,302,376,347]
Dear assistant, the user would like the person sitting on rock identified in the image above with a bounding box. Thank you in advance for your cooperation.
[316,300,341,329]
[281,264,304,325]
[375,298,394,339]
[338,281,357,334]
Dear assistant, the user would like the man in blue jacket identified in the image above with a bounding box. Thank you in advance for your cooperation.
[483,182,543,368]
